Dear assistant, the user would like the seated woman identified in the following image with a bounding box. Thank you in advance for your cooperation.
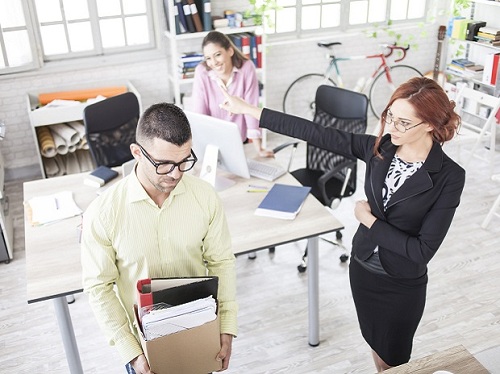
[191,31,273,157]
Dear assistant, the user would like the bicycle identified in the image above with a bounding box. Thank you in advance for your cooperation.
[282,42,423,120]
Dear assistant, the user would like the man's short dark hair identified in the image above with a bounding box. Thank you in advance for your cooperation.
[136,103,192,146]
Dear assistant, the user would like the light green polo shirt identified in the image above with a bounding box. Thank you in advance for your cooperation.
[81,170,237,364]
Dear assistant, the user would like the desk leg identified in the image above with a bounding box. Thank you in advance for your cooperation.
[307,236,320,347]
[53,296,84,374]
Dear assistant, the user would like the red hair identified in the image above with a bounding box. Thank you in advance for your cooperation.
[375,77,460,158]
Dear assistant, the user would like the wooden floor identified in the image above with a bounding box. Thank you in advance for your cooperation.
[1,129,500,373]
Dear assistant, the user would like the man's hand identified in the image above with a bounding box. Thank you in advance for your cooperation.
[130,354,154,374]
[216,333,234,371]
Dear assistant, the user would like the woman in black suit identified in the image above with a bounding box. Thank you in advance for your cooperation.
[220,77,465,371]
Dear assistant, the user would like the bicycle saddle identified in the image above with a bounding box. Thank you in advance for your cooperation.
[317,42,342,48]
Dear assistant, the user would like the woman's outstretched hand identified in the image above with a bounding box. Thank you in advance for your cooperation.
[219,88,263,120]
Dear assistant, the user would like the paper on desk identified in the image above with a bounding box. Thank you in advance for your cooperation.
[26,190,82,226]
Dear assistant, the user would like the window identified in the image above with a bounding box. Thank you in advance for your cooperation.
[0,0,155,75]
[266,0,428,35]
[0,0,39,74]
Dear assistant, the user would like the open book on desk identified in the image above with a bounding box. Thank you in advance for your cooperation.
[26,190,82,226]
[255,183,311,220]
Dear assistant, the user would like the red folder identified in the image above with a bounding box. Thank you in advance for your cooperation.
[256,34,263,68]
[239,33,251,60]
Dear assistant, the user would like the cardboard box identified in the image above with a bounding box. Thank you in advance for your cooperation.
[134,304,222,374]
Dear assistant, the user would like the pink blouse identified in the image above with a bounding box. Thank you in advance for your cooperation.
[191,60,261,142]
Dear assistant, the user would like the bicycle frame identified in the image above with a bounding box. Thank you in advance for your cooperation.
[322,45,406,92]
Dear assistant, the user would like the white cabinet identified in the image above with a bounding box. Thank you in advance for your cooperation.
[26,81,141,178]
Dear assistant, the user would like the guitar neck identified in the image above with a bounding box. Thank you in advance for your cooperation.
[433,41,443,81]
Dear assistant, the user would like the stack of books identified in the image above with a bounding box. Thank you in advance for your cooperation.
[475,26,500,46]
[178,52,204,79]
[446,58,483,78]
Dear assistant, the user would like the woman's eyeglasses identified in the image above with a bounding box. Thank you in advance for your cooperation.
[385,110,425,133]
[137,143,197,175]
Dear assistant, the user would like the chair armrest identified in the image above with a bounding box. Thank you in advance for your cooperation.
[272,141,300,154]
[273,141,300,172]
[317,159,357,207]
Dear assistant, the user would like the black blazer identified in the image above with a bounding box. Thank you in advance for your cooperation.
[261,109,466,279]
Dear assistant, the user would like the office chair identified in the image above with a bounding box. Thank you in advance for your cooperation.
[277,85,369,272]
[83,92,140,168]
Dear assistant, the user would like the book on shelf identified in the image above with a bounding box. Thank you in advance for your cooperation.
[175,0,188,34]
[187,0,203,32]
[240,33,251,60]
[451,18,468,40]
[482,52,500,85]
[179,52,204,62]
[178,59,202,69]
[181,0,196,33]
[254,183,311,220]
[194,0,211,32]
[249,33,258,67]
[477,31,500,40]
[256,34,263,68]
[478,26,500,36]
[451,58,475,67]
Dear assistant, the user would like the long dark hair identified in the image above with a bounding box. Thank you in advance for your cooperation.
[375,77,461,158]
[201,31,248,69]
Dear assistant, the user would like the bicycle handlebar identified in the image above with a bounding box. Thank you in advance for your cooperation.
[380,44,410,62]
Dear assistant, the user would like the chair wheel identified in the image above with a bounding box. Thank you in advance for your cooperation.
[297,263,307,273]
[248,252,257,260]
[336,231,343,239]
[339,253,349,263]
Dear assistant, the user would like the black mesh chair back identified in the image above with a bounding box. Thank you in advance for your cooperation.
[83,92,140,168]
[292,85,369,207]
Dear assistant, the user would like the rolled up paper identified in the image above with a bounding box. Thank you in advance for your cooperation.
[76,150,94,172]
[50,129,68,155]
[36,126,57,158]
[66,121,86,138]
[51,123,80,146]
[64,152,80,174]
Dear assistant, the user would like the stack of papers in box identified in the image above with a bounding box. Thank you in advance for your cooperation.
[141,296,217,340]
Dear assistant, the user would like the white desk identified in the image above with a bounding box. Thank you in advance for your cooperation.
[24,171,343,374]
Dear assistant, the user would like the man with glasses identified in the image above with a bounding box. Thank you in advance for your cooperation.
[81,103,237,374]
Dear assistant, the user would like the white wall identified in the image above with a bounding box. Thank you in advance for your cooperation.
[0,0,450,181]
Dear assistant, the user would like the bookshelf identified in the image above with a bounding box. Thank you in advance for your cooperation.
[163,2,266,107]
[447,0,500,95]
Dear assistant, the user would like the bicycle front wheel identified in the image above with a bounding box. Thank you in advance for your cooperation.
[283,74,336,120]
[369,65,422,119]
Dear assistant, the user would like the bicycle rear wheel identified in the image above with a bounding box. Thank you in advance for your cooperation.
[283,74,336,120]
[369,65,422,119]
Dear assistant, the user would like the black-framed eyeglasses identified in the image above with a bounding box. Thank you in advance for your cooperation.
[385,109,425,133]
[137,143,197,175]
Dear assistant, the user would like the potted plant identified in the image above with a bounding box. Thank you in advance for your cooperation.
[243,0,279,28]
